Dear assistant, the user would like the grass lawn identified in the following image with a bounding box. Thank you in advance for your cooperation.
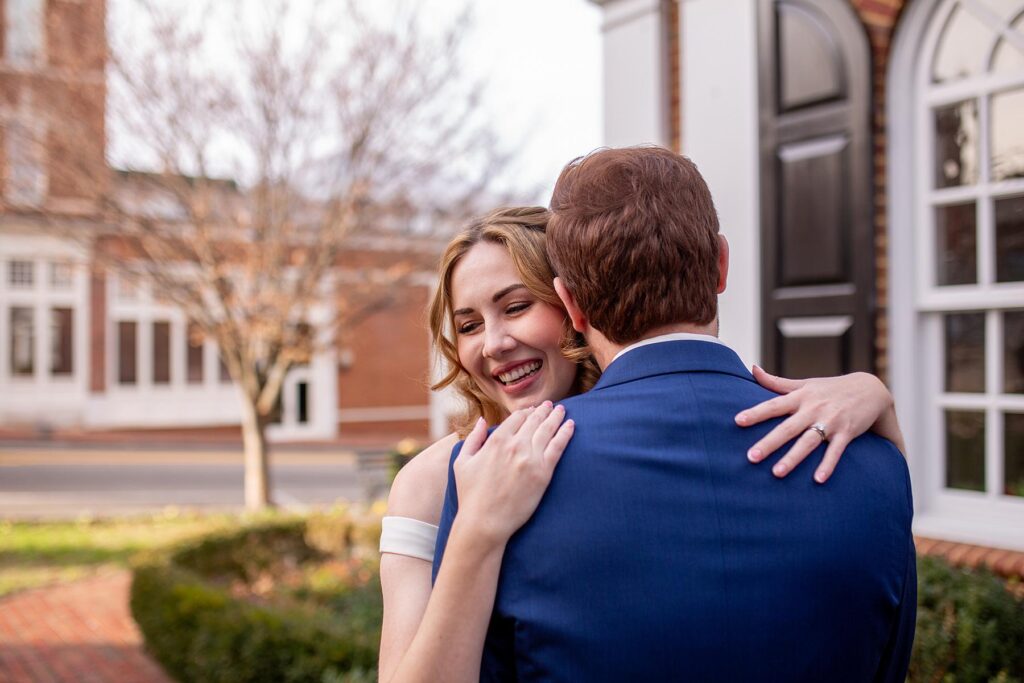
[0,509,244,597]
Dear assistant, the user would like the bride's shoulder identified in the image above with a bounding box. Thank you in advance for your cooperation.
[386,432,460,527]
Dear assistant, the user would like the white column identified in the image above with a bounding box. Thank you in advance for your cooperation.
[597,0,670,147]
[681,0,762,367]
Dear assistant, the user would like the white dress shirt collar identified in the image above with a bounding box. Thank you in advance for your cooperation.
[609,331,724,365]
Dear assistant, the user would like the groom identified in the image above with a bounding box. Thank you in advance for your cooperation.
[433,146,916,681]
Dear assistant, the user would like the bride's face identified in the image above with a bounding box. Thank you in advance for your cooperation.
[450,241,578,414]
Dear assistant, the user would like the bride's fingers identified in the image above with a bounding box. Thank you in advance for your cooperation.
[814,433,851,484]
[770,429,826,478]
[494,407,532,439]
[752,365,808,395]
[746,413,806,463]
[542,419,575,469]
[531,405,566,454]
[514,401,553,440]
[735,393,799,427]
[459,416,489,458]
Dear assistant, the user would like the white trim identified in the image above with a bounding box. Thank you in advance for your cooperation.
[889,0,1024,549]
[777,316,853,338]
[337,405,430,423]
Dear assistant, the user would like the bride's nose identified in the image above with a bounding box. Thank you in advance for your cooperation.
[483,321,516,358]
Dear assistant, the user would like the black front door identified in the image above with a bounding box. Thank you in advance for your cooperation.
[757,0,874,377]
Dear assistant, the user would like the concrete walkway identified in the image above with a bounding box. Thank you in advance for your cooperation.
[0,571,173,683]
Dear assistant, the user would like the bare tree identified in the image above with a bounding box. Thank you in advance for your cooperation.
[23,0,513,509]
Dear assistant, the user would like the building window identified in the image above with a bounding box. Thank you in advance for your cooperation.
[186,322,204,384]
[8,260,34,288]
[4,0,45,66]
[152,320,171,384]
[919,0,1024,504]
[50,307,73,376]
[49,262,74,289]
[117,321,137,385]
[9,306,34,376]
[218,354,232,383]
[4,106,47,205]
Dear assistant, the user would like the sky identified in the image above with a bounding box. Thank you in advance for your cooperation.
[454,0,604,202]
[108,0,605,205]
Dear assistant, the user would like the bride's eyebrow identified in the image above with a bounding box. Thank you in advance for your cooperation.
[453,284,528,317]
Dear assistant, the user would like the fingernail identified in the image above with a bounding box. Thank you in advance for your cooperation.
[735,413,748,426]
[772,463,786,476]
[543,400,553,408]
[554,404,565,412]
[814,470,827,484]
[747,448,761,463]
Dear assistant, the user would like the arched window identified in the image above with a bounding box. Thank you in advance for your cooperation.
[891,0,1024,549]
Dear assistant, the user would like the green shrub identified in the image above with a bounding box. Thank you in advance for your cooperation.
[910,556,1024,682]
[131,517,382,683]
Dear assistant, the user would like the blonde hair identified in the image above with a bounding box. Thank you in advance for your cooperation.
[429,206,600,435]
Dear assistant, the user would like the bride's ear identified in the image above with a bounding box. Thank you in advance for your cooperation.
[554,277,588,334]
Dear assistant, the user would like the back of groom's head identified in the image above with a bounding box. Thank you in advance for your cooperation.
[547,146,721,345]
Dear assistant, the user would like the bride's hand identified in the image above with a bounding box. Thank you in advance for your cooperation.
[454,402,575,545]
[735,367,902,484]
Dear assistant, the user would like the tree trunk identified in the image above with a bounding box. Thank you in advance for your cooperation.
[240,396,273,510]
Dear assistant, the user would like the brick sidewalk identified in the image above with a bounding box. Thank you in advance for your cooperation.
[0,571,173,683]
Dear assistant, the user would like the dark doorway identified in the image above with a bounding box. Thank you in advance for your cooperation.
[757,0,874,377]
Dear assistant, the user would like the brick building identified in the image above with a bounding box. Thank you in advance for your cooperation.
[0,0,444,444]
[590,0,1024,553]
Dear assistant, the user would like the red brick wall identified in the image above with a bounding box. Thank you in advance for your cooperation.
[847,0,911,384]
[336,282,432,439]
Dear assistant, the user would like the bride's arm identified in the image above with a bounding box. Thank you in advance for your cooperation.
[378,432,455,683]
[735,368,906,484]
[380,403,574,683]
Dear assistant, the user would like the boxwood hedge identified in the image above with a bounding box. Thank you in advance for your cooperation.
[130,516,380,683]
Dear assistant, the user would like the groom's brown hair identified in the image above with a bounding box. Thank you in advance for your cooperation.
[547,146,721,344]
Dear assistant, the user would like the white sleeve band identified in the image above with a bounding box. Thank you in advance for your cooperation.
[379,516,439,562]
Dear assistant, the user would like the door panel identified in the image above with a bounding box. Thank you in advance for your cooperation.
[758,0,874,377]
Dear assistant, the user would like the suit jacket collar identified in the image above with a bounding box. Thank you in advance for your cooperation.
[593,339,755,391]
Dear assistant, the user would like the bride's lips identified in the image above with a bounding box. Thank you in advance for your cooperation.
[491,359,544,395]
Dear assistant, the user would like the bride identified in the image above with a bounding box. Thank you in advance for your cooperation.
[377,206,906,682]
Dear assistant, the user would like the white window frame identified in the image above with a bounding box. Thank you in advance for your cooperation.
[890,0,1024,551]
[4,0,46,67]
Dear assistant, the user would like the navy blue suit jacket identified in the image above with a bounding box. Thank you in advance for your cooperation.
[433,340,916,682]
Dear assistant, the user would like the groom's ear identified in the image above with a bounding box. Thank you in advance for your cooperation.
[554,277,588,333]
[716,234,730,294]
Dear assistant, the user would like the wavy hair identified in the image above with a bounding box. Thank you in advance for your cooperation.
[428,206,601,435]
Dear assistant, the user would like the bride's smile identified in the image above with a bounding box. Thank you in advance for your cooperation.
[450,241,577,413]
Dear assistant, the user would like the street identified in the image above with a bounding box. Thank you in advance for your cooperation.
[0,446,393,519]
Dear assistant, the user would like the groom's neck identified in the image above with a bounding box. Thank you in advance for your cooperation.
[589,320,720,371]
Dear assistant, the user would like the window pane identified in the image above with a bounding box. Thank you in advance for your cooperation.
[991,16,1024,76]
[945,312,986,393]
[1005,412,1024,497]
[50,307,73,376]
[991,89,1024,182]
[186,322,204,384]
[49,262,73,289]
[1006,310,1024,393]
[936,202,977,285]
[9,260,34,287]
[995,195,1024,281]
[10,306,34,376]
[118,321,137,385]
[218,354,232,382]
[152,321,170,384]
[297,381,309,425]
[946,409,986,492]
[4,0,44,65]
[935,101,979,188]
[932,5,990,84]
